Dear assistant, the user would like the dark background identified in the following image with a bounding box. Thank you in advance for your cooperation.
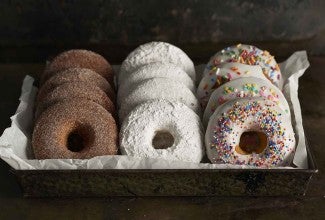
[0,0,324,219]
[0,0,324,63]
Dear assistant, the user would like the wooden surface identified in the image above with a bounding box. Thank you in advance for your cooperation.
[0,58,324,219]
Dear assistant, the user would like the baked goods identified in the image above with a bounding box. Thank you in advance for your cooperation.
[118,42,203,163]
[203,44,283,88]
[201,44,296,167]
[118,62,195,94]
[41,49,114,85]
[202,77,290,127]
[118,77,201,121]
[118,41,196,85]
[120,100,204,163]
[205,98,295,167]
[33,49,118,159]
[197,63,265,108]
[36,68,115,105]
[32,100,118,159]
[35,82,115,119]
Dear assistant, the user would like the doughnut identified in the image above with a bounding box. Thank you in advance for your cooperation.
[120,99,204,163]
[41,49,114,85]
[205,97,296,167]
[35,82,115,119]
[197,63,265,109]
[32,100,118,159]
[119,41,195,85]
[202,77,291,127]
[36,68,116,105]
[118,62,195,93]
[118,78,201,122]
[203,44,282,88]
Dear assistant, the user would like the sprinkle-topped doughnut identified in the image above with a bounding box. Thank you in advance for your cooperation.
[119,41,196,84]
[118,78,201,122]
[203,77,291,127]
[197,63,265,109]
[32,100,118,159]
[35,82,115,119]
[205,97,295,167]
[120,99,204,163]
[42,49,114,85]
[36,68,116,105]
[203,44,282,88]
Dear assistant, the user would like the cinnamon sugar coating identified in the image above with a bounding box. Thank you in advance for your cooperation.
[32,100,118,159]
[41,49,114,85]
[35,82,115,119]
[36,68,116,105]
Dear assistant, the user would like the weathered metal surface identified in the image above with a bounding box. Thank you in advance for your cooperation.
[12,142,317,197]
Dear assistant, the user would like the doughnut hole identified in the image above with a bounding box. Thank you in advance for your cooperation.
[66,123,95,152]
[236,131,267,155]
[152,130,175,149]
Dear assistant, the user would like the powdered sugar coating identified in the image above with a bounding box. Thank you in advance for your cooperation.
[120,99,204,163]
[32,100,118,159]
[203,77,291,127]
[205,97,295,167]
[197,63,266,109]
[119,41,196,84]
[119,62,195,94]
[35,82,115,119]
[117,62,195,107]
[37,68,116,105]
[118,78,201,122]
[203,44,282,88]
[42,49,114,85]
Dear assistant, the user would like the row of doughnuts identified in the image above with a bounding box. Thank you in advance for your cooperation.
[199,44,296,167]
[32,50,118,159]
[118,42,204,163]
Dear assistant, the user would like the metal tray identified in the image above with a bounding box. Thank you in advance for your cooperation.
[11,140,317,197]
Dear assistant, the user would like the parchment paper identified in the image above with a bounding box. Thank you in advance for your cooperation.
[0,51,310,170]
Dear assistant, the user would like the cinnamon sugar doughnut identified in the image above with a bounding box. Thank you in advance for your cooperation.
[32,100,118,159]
[36,68,116,104]
[41,49,114,85]
[35,82,115,119]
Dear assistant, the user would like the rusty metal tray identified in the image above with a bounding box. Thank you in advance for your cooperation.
[10,139,317,197]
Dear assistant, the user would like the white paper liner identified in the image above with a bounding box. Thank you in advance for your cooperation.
[0,51,310,170]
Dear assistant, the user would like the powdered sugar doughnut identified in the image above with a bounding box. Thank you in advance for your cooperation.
[119,41,195,84]
[203,44,282,88]
[120,99,204,163]
[203,77,291,127]
[205,97,295,167]
[197,63,265,109]
[119,62,195,93]
[118,78,201,122]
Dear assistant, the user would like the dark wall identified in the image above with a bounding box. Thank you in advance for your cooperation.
[0,0,324,63]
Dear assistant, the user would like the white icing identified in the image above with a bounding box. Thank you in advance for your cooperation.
[120,100,204,163]
[203,44,283,88]
[119,41,196,84]
[205,97,296,167]
[118,78,201,122]
[117,62,195,107]
[203,77,291,127]
[197,63,266,109]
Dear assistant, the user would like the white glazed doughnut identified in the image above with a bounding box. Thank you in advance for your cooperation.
[118,62,195,105]
[119,41,196,84]
[203,77,291,127]
[120,99,204,163]
[203,44,283,88]
[118,78,201,121]
[197,62,266,109]
[205,97,296,167]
